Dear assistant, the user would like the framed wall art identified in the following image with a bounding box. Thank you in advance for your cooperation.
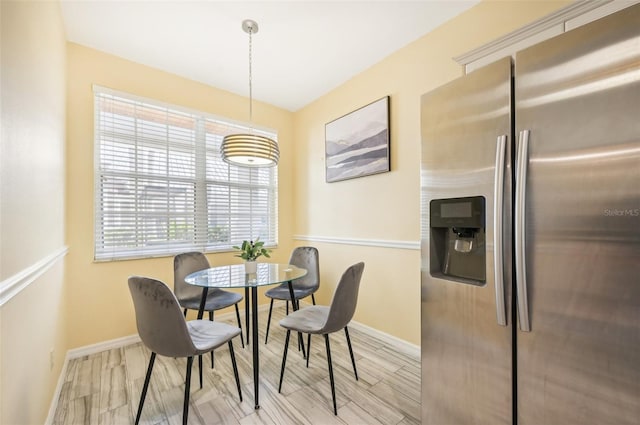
[325,96,390,183]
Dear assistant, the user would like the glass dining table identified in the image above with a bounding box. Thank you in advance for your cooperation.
[185,262,307,409]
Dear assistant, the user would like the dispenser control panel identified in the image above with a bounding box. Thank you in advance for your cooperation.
[430,196,484,228]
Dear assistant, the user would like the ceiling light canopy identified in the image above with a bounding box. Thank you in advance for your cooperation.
[221,19,279,168]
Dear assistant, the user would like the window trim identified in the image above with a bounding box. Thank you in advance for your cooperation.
[92,85,279,261]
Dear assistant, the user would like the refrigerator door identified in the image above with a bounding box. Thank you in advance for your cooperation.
[421,57,513,424]
[515,5,640,425]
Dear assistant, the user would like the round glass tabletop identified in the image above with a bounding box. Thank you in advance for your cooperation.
[184,262,307,289]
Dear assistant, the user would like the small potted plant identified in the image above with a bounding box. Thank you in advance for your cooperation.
[233,237,271,274]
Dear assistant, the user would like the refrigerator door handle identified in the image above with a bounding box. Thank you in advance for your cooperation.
[515,130,531,332]
[493,135,508,326]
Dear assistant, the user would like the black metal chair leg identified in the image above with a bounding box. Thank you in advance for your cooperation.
[311,294,316,305]
[285,285,305,357]
[228,340,242,402]
[134,352,156,425]
[234,304,245,348]
[198,354,203,389]
[209,311,215,368]
[344,326,358,380]
[183,356,193,425]
[278,330,291,392]
[265,298,274,344]
[306,334,311,368]
[245,287,250,345]
[297,328,306,360]
[324,334,337,415]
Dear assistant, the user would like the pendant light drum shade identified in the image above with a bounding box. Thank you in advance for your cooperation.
[221,133,280,167]
[221,19,279,168]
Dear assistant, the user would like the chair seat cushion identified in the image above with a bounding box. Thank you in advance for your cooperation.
[187,320,241,354]
[179,289,242,312]
[279,306,330,334]
[265,284,316,301]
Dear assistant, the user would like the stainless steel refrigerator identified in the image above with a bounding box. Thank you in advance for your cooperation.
[420,5,640,424]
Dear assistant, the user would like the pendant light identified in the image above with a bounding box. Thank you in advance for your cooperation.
[221,19,279,167]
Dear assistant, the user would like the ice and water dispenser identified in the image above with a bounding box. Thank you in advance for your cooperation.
[429,196,486,285]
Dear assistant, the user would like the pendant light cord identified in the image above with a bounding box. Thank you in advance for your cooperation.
[248,25,253,124]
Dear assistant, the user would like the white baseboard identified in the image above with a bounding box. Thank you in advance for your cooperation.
[44,333,142,425]
[298,300,420,360]
[45,351,69,425]
[347,320,420,360]
[67,334,142,359]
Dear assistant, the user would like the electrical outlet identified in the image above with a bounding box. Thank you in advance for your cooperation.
[50,349,55,370]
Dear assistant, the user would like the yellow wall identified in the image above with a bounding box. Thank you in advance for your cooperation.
[65,44,296,349]
[0,1,575,422]
[0,1,68,424]
[292,0,570,345]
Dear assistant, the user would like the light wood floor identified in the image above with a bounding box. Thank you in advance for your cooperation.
[52,304,420,424]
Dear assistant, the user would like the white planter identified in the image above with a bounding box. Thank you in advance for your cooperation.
[245,261,257,274]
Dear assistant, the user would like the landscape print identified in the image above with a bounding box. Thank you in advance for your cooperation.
[325,96,390,182]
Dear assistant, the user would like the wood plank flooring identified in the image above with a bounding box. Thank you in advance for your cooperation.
[52,305,420,424]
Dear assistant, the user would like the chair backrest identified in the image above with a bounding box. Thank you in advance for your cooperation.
[323,262,365,334]
[289,246,320,291]
[128,276,197,358]
[174,251,211,301]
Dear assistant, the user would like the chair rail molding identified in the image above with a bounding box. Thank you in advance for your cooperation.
[0,246,69,306]
[293,234,419,250]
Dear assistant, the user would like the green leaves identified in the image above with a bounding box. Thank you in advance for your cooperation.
[233,237,272,261]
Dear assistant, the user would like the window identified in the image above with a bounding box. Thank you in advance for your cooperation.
[93,86,278,261]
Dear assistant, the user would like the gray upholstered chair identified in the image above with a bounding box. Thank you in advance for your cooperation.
[264,246,320,343]
[174,251,245,369]
[277,262,365,415]
[128,276,242,425]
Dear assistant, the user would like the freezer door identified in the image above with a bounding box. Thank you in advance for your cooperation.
[421,57,513,424]
[515,4,640,425]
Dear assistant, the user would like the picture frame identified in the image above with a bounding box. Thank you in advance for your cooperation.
[325,96,390,183]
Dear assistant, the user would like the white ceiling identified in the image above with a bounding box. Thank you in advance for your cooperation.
[60,1,480,111]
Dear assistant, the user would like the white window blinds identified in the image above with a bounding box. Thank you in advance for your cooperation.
[93,86,278,261]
